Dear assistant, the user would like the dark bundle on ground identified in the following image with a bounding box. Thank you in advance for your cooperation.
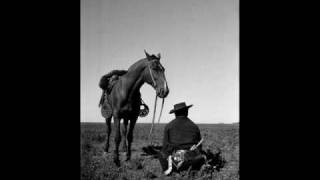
[204,148,226,171]
[141,145,226,173]
[141,145,162,157]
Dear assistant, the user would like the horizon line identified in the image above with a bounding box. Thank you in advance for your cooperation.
[80,121,239,124]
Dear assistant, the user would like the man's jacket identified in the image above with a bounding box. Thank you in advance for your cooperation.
[161,116,202,157]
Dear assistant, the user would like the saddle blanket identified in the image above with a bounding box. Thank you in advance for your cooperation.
[101,94,112,118]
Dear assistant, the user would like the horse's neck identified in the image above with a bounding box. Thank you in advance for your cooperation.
[123,61,147,101]
[128,75,144,101]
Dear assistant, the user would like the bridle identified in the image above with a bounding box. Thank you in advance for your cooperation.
[147,62,165,145]
[148,64,157,88]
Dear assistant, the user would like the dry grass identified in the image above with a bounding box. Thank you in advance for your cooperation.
[81,123,239,180]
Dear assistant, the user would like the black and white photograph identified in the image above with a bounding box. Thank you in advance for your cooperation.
[81,0,239,179]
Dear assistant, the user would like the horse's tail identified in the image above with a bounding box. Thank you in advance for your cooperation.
[98,90,105,107]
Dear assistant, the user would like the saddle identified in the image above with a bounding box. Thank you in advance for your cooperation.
[100,77,149,118]
[99,70,127,90]
[101,93,113,118]
[106,77,119,94]
[99,71,124,118]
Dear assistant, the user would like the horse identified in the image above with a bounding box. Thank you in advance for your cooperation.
[102,50,169,166]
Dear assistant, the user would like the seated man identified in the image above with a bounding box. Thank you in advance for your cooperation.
[158,102,206,175]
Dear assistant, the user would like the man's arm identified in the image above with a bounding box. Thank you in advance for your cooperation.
[194,127,203,150]
[197,131,203,150]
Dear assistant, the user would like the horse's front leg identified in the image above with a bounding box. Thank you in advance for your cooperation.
[121,119,128,152]
[113,116,121,166]
[126,117,137,161]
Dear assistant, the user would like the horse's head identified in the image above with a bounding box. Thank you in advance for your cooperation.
[144,50,169,98]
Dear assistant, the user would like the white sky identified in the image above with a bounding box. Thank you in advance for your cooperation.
[81,0,239,124]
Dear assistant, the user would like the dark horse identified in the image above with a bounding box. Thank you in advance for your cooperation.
[102,50,169,166]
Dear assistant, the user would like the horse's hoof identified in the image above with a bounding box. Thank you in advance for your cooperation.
[121,147,127,152]
[125,154,131,161]
[121,144,127,152]
[104,146,109,153]
[113,158,120,167]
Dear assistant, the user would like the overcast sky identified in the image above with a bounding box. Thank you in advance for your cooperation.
[81,0,239,124]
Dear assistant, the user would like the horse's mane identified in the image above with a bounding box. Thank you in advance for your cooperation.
[127,55,159,73]
[149,55,160,60]
[127,58,147,72]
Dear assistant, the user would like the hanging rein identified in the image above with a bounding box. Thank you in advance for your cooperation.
[147,64,165,145]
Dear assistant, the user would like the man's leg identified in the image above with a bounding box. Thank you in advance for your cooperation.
[180,150,206,171]
[157,152,169,171]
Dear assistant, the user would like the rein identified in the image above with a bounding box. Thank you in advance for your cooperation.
[158,97,165,125]
[148,95,165,145]
[147,62,165,145]
[148,94,157,144]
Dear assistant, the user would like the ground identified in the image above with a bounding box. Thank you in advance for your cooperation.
[81,123,239,180]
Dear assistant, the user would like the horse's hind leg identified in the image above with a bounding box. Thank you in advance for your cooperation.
[121,119,128,152]
[126,117,137,161]
[104,117,112,153]
[113,116,121,166]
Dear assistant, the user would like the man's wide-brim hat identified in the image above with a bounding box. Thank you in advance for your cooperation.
[169,102,193,114]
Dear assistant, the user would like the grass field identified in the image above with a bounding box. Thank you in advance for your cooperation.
[81,122,239,180]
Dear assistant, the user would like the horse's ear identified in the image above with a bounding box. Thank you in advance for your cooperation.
[157,53,161,59]
[144,49,151,60]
